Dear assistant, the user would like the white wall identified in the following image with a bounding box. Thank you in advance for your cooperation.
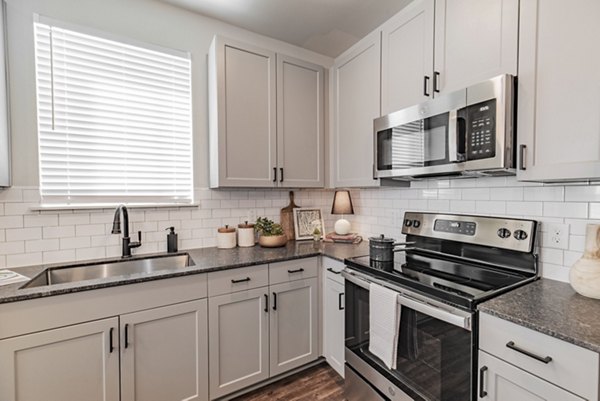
[5,0,333,187]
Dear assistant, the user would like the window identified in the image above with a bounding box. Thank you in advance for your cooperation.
[34,19,193,205]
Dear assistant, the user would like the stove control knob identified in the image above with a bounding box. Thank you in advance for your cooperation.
[404,219,413,227]
[497,228,511,239]
[514,230,528,240]
[412,220,421,228]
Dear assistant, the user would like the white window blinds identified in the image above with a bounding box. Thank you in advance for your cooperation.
[34,21,193,205]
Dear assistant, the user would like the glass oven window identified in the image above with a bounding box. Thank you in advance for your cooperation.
[376,113,450,171]
[346,280,472,401]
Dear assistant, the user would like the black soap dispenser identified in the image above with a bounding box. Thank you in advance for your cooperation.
[166,227,178,253]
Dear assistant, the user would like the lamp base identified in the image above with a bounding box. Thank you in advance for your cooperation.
[334,218,351,235]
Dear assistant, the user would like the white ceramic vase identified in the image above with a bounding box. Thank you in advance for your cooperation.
[570,224,600,298]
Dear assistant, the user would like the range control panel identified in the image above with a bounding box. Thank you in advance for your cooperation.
[434,219,476,236]
[402,212,537,253]
[466,99,496,160]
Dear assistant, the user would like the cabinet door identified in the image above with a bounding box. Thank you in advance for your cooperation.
[323,277,345,378]
[518,0,600,181]
[209,288,269,399]
[434,0,518,94]
[209,37,277,188]
[478,351,584,401]
[381,0,434,115]
[270,278,319,376]
[332,31,381,188]
[120,299,208,401]
[0,317,119,401]
[277,54,324,188]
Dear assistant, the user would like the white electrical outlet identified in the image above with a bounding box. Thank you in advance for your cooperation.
[545,223,569,250]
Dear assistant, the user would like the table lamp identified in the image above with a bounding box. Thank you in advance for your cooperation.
[331,190,354,235]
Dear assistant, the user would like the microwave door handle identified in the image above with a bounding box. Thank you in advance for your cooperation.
[448,109,459,162]
[397,294,471,331]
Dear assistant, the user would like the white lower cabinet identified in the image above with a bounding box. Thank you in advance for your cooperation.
[0,317,120,401]
[270,278,319,376]
[121,299,209,401]
[208,288,270,399]
[207,259,319,399]
[478,351,584,401]
[322,257,345,378]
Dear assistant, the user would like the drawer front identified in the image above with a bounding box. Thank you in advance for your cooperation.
[269,257,318,285]
[207,264,269,297]
[479,313,599,400]
[323,257,345,285]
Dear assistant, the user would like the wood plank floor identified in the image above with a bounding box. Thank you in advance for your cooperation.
[233,364,346,401]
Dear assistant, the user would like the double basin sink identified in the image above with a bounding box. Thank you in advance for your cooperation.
[21,253,195,289]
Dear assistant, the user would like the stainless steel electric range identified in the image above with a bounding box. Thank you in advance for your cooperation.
[343,212,539,401]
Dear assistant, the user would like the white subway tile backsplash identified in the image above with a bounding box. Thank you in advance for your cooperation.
[524,186,565,202]
[43,249,76,264]
[505,201,543,216]
[462,188,490,200]
[25,238,60,253]
[565,185,600,202]
[60,236,91,250]
[24,214,59,227]
[490,187,523,201]
[7,227,42,241]
[0,215,23,229]
[543,202,588,218]
[59,213,90,226]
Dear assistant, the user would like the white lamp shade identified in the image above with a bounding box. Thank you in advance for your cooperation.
[331,190,354,215]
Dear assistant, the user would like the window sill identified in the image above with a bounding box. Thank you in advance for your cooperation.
[30,202,200,212]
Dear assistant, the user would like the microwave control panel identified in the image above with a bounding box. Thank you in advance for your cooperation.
[467,99,496,160]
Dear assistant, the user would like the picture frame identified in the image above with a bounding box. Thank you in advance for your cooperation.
[292,208,325,241]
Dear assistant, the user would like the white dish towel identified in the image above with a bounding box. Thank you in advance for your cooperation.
[369,282,401,370]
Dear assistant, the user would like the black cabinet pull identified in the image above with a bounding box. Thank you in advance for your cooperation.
[326,267,341,275]
[338,293,345,310]
[433,71,441,93]
[109,327,115,353]
[124,324,130,349]
[519,144,527,170]
[479,366,488,398]
[280,168,284,182]
[273,167,277,182]
[423,75,430,97]
[287,268,304,274]
[231,277,251,284]
[264,294,269,312]
[506,341,552,364]
[272,292,277,311]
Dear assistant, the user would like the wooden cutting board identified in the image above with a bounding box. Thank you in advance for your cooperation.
[280,191,299,241]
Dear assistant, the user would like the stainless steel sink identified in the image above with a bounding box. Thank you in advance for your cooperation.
[21,253,195,289]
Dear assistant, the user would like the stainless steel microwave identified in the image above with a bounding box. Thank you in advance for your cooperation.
[374,74,515,180]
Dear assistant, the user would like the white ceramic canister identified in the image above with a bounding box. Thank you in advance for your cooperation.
[237,221,256,247]
[217,225,237,249]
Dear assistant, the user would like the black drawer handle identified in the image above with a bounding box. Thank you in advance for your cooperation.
[109,327,115,353]
[272,292,277,311]
[287,268,304,274]
[264,294,269,313]
[338,293,344,310]
[506,341,553,364]
[231,277,251,284]
[519,144,527,171]
[423,75,430,97]
[433,71,440,93]
[326,268,341,275]
[479,366,488,398]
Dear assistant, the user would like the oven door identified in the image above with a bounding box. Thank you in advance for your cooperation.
[343,269,474,401]
[374,89,466,179]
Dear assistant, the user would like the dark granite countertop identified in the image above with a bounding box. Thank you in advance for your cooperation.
[479,278,600,354]
[0,241,369,304]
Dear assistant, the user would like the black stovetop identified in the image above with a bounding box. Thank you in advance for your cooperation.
[345,250,535,310]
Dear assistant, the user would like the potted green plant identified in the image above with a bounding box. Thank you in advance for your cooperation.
[312,227,321,242]
[255,217,288,248]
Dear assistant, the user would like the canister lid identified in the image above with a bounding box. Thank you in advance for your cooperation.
[218,225,236,233]
[238,221,255,229]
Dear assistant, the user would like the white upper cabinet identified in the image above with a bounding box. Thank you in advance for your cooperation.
[277,55,325,188]
[517,0,600,181]
[381,0,435,115]
[209,36,325,188]
[331,31,382,188]
[433,0,519,95]
[209,37,277,188]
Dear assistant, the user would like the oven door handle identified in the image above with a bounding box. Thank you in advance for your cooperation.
[398,294,471,330]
